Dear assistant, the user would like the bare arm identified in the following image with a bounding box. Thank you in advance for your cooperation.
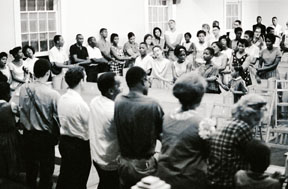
[242,55,251,71]
[171,34,183,47]
[258,56,281,72]
[110,47,131,61]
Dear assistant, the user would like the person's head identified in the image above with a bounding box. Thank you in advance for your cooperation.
[202,23,210,34]
[139,42,148,57]
[76,34,84,46]
[254,26,262,38]
[231,66,243,78]
[174,45,187,63]
[234,27,243,39]
[87,36,97,48]
[97,72,122,100]
[219,35,228,48]
[34,59,51,79]
[128,32,135,44]
[237,39,248,53]
[9,46,23,60]
[257,16,262,24]
[197,30,206,43]
[153,27,162,39]
[144,34,153,46]
[0,52,8,68]
[233,20,242,29]
[22,45,35,58]
[266,26,275,35]
[272,16,278,26]
[53,35,64,47]
[126,66,148,95]
[245,140,271,173]
[244,30,254,44]
[212,20,219,27]
[173,72,207,111]
[212,26,220,36]
[184,32,192,43]
[0,73,10,102]
[211,41,222,54]
[110,33,119,45]
[203,47,214,62]
[152,45,163,59]
[99,28,108,38]
[65,66,85,89]
[265,33,276,49]
[168,19,176,30]
[232,93,266,126]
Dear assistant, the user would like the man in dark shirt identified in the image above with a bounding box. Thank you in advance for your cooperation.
[253,16,266,36]
[114,66,164,189]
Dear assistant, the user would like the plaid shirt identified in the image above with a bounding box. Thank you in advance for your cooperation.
[208,118,253,187]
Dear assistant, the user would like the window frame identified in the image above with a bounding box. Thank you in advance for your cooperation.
[224,0,242,31]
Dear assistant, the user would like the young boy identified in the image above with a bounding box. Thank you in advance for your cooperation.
[218,66,248,103]
[235,140,282,189]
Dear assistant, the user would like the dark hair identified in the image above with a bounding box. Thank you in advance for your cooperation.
[126,66,146,88]
[9,46,22,58]
[234,27,243,34]
[266,26,274,34]
[245,140,270,173]
[211,41,222,51]
[110,33,119,43]
[76,34,82,38]
[128,32,135,39]
[22,45,35,57]
[0,52,8,59]
[65,66,85,89]
[139,42,148,48]
[184,32,192,38]
[53,35,62,43]
[219,35,227,42]
[34,59,51,78]
[235,20,242,25]
[212,20,219,27]
[169,19,176,23]
[205,47,214,56]
[272,16,277,20]
[99,28,107,34]
[265,33,276,44]
[213,26,220,30]
[153,27,162,39]
[244,30,254,39]
[233,66,244,76]
[87,36,95,44]
[174,45,187,57]
[257,16,262,21]
[144,34,153,45]
[97,72,117,96]
[197,30,206,37]
[237,38,248,47]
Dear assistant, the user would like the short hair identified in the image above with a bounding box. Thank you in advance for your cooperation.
[174,45,187,57]
[213,26,220,30]
[211,41,222,50]
[265,33,276,44]
[234,27,243,34]
[76,34,82,38]
[99,28,107,34]
[184,32,192,38]
[110,33,118,43]
[219,35,228,42]
[22,45,35,57]
[272,16,277,20]
[87,36,95,44]
[202,23,210,30]
[266,26,274,34]
[97,72,117,96]
[34,59,51,78]
[173,72,207,107]
[53,35,62,43]
[197,30,206,37]
[205,47,214,56]
[245,140,270,173]
[235,20,242,25]
[168,19,175,23]
[152,45,162,51]
[237,38,248,47]
[127,32,135,39]
[139,42,148,48]
[0,52,8,59]
[244,30,254,39]
[212,20,219,27]
[257,16,262,20]
[126,66,147,88]
[65,66,85,89]
[9,46,22,58]
[153,27,162,39]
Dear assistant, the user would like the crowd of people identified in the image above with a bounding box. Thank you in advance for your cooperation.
[0,15,288,189]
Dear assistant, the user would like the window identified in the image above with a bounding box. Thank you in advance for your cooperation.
[20,0,58,54]
[148,0,171,33]
[225,0,242,30]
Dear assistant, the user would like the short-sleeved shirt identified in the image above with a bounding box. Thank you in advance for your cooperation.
[49,46,69,64]
[87,45,103,59]
[164,30,182,47]
[123,42,139,57]
[114,92,164,159]
[260,47,282,68]
[198,63,220,93]
[97,38,111,58]
[69,43,89,64]
[245,44,260,63]
[134,55,153,72]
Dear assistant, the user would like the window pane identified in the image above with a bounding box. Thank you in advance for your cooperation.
[159,8,163,23]
[39,13,47,32]
[27,0,36,11]
[37,0,45,10]
[21,13,29,33]
[46,0,54,10]
[48,12,56,31]
[49,32,56,49]
[21,34,29,47]
[30,33,39,52]
[29,13,38,32]
[20,0,27,11]
[40,33,48,51]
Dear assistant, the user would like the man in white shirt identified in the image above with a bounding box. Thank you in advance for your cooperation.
[86,36,109,82]
[164,20,183,61]
[56,67,91,189]
[210,26,221,44]
[89,72,122,189]
[134,42,153,75]
[271,17,283,37]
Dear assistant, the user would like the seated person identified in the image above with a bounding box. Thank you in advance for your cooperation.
[235,140,282,189]
[134,42,153,75]
[181,32,196,56]
[123,32,140,67]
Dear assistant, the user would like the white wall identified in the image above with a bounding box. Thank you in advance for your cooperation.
[241,0,259,32]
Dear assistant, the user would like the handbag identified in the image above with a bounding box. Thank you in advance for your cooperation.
[51,62,62,75]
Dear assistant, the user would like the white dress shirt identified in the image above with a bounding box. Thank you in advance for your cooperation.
[48,46,69,64]
[58,89,90,141]
[134,55,153,72]
[87,45,103,59]
[89,95,119,170]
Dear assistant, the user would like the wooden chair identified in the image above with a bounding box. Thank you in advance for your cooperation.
[210,103,233,130]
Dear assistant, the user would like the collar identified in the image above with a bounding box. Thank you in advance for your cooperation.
[67,88,82,99]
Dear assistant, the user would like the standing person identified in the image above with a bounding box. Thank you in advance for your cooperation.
[219,35,234,85]
[253,16,266,36]
[253,26,266,51]
[244,30,260,66]
[210,26,221,44]
[182,32,196,55]
[202,23,211,45]
[231,27,243,51]
[114,66,164,189]
[157,72,210,189]
[208,94,267,189]
[195,30,209,68]
[211,41,228,71]
[134,42,153,75]
[89,72,122,189]
[270,17,283,38]
[153,27,165,50]
[0,52,12,84]
[23,45,38,81]
[19,59,60,189]
[49,35,71,90]
[123,32,140,67]
[228,20,242,42]
[56,67,91,189]
[164,19,183,61]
